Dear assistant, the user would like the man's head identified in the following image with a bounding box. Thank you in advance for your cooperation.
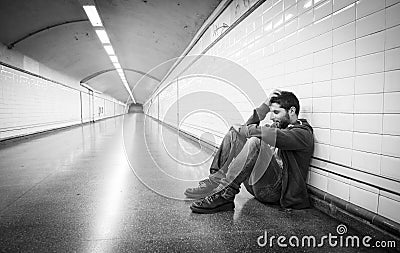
[269,91,300,129]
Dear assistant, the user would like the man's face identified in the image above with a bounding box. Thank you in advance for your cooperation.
[269,102,290,129]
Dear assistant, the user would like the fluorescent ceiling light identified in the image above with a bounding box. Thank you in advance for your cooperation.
[113,62,121,69]
[110,55,119,63]
[104,45,115,55]
[95,29,110,44]
[83,5,103,27]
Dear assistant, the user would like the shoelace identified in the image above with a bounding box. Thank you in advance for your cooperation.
[202,192,220,204]
[198,179,209,188]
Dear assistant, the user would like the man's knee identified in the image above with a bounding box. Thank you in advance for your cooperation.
[247,137,261,148]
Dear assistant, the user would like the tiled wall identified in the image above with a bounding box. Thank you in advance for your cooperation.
[0,63,127,140]
[144,0,400,224]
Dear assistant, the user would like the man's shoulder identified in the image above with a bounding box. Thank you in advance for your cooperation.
[289,119,313,133]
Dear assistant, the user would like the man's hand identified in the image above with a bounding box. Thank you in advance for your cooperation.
[231,124,252,138]
[265,89,281,106]
[231,124,241,132]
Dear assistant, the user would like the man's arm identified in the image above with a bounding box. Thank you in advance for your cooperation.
[246,125,313,151]
[245,103,269,125]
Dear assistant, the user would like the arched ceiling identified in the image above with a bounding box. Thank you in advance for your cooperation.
[0,0,222,104]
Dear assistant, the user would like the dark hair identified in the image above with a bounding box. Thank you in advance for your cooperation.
[270,91,300,115]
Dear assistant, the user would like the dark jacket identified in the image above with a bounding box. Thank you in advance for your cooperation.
[244,103,314,209]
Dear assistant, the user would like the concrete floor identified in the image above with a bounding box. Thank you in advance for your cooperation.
[0,114,389,252]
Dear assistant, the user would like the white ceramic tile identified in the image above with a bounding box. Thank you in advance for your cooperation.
[331,129,353,148]
[333,0,356,12]
[331,95,354,113]
[308,170,328,191]
[312,31,333,52]
[314,143,331,159]
[328,172,350,183]
[352,150,381,175]
[356,0,385,19]
[355,31,385,57]
[314,127,331,144]
[354,93,383,113]
[289,83,313,98]
[330,145,352,166]
[284,0,297,9]
[327,175,350,200]
[297,38,312,56]
[299,0,314,14]
[332,40,355,62]
[314,0,333,21]
[300,97,313,112]
[298,54,314,70]
[384,70,400,92]
[273,14,284,30]
[356,52,384,75]
[284,5,297,24]
[298,8,314,29]
[332,77,355,96]
[385,47,400,71]
[313,80,332,97]
[332,2,355,28]
[332,21,355,45]
[313,48,332,68]
[353,114,383,134]
[331,113,354,130]
[385,24,400,50]
[378,195,400,224]
[349,184,379,212]
[332,58,355,79]
[353,132,382,154]
[384,92,400,113]
[381,155,400,180]
[311,112,331,128]
[386,2,400,28]
[356,9,385,38]
[386,0,400,7]
[297,24,313,42]
[349,179,379,193]
[285,18,298,35]
[383,114,400,135]
[313,15,332,37]
[313,64,332,82]
[354,72,384,94]
[263,0,273,12]
[382,135,400,158]
[313,97,332,112]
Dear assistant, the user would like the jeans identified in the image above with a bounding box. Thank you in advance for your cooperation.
[209,127,282,203]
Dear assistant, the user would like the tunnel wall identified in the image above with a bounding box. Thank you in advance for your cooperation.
[0,62,127,141]
[144,0,400,225]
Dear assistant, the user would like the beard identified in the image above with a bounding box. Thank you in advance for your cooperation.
[275,114,290,129]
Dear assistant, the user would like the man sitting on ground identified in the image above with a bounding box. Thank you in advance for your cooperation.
[185,90,314,214]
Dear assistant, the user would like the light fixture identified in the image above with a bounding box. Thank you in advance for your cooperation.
[81,3,136,104]
[109,55,118,63]
[95,29,110,44]
[83,5,103,26]
[113,62,121,69]
[104,45,115,55]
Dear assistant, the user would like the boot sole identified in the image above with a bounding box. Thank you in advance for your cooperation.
[190,202,235,214]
